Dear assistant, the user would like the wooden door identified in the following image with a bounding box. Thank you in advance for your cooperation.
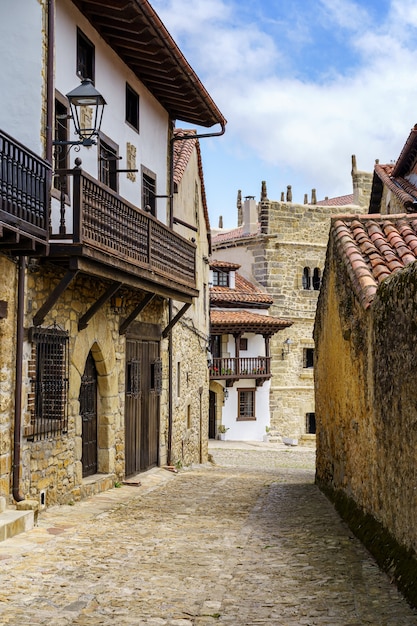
[209,390,216,439]
[80,352,98,477]
[125,334,160,476]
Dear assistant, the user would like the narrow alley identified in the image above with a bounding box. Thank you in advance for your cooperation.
[0,443,416,625]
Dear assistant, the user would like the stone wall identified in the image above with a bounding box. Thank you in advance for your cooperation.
[0,256,18,500]
[314,243,417,607]
[13,265,168,506]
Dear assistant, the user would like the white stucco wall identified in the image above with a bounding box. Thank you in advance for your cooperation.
[0,1,44,155]
[55,0,169,222]
[221,331,271,441]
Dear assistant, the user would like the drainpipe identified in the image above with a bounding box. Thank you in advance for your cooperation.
[166,120,226,466]
[45,0,54,165]
[13,257,26,502]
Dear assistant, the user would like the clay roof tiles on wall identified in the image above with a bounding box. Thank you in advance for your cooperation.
[210,310,291,335]
[210,271,273,308]
[331,213,417,309]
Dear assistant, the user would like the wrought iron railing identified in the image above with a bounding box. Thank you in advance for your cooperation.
[0,129,50,238]
[53,167,196,287]
[209,357,271,379]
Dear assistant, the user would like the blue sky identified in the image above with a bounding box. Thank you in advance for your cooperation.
[151,0,417,228]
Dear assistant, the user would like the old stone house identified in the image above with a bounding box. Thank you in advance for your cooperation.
[314,125,417,607]
[170,129,212,466]
[211,160,371,441]
[209,259,291,441]
[0,0,225,515]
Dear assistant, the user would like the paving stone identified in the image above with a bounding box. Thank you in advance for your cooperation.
[0,444,415,624]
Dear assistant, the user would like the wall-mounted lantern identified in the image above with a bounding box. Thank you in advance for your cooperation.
[54,79,106,148]
[281,337,292,360]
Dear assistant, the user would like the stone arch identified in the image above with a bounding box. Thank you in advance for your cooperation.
[70,311,119,479]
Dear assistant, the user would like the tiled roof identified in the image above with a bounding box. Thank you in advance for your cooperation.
[211,310,292,335]
[212,224,260,245]
[210,259,241,270]
[173,128,211,246]
[210,272,273,308]
[372,163,417,210]
[331,213,417,309]
[315,194,354,206]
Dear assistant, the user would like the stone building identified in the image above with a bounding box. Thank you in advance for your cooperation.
[0,0,225,514]
[211,158,372,440]
[170,130,212,466]
[314,125,417,607]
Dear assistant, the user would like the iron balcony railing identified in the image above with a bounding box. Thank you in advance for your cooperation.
[0,129,50,239]
[52,167,196,288]
[209,357,271,380]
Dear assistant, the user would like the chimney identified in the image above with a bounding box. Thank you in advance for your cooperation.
[242,196,258,235]
[237,190,242,226]
[218,215,223,228]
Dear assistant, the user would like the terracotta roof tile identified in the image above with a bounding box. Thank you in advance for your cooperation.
[212,224,260,245]
[210,309,292,335]
[315,194,355,206]
[210,259,241,270]
[210,271,273,308]
[331,213,417,309]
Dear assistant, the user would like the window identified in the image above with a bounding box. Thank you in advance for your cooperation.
[29,326,69,441]
[239,338,248,351]
[303,348,314,369]
[142,167,156,216]
[99,136,118,192]
[313,268,321,290]
[306,412,316,434]
[53,97,69,193]
[126,83,139,131]
[302,267,311,290]
[210,335,221,359]
[237,388,255,420]
[212,270,229,287]
[177,361,181,397]
[77,28,95,81]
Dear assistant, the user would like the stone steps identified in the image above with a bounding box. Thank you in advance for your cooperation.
[0,508,35,541]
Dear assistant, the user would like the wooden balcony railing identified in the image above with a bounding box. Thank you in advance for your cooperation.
[52,167,196,289]
[0,129,50,241]
[209,357,271,381]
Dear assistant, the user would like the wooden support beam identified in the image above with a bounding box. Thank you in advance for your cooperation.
[162,302,191,338]
[33,270,79,326]
[78,281,122,331]
[119,292,156,335]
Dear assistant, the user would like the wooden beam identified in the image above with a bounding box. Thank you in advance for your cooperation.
[33,270,79,326]
[119,293,156,335]
[78,281,122,331]
[162,302,191,338]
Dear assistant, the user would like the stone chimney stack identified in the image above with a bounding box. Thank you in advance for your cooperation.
[242,196,258,235]
[351,154,373,208]
[286,185,292,202]
[218,215,223,228]
[311,189,317,205]
[237,190,242,226]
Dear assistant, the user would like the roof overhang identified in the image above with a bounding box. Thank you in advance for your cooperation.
[210,310,292,336]
[70,0,226,128]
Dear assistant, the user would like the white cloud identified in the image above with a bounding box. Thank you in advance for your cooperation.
[150,0,417,213]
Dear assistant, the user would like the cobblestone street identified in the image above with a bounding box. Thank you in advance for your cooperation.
[0,442,416,625]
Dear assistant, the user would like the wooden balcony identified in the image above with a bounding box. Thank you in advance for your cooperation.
[0,129,50,254]
[209,356,271,386]
[50,167,197,301]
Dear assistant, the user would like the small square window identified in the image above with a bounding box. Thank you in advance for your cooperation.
[77,28,95,82]
[126,83,139,131]
[212,270,229,287]
[306,412,316,434]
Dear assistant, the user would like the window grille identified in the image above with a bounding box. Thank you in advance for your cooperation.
[126,358,141,398]
[29,325,69,441]
[151,358,163,396]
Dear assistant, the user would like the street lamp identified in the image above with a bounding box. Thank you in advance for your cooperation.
[54,78,106,147]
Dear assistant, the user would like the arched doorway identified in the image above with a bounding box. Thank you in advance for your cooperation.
[80,351,98,477]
